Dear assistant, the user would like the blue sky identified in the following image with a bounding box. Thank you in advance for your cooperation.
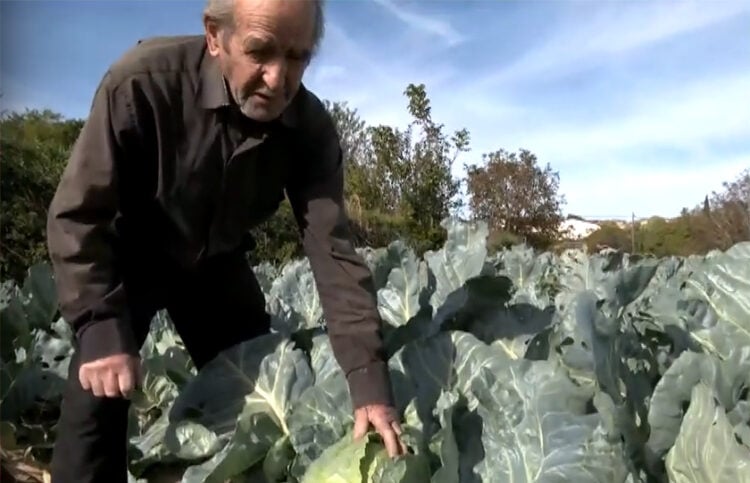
[2,0,749,220]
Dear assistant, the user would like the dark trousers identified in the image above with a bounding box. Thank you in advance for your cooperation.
[49,249,270,483]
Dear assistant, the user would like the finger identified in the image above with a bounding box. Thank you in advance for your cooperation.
[103,370,120,398]
[90,374,105,397]
[391,421,408,454]
[379,425,400,458]
[79,367,91,391]
[372,417,400,458]
[353,408,369,440]
[118,366,134,399]
[396,433,408,454]
[384,415,407,456]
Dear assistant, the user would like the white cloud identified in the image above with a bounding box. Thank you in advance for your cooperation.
[314,22,394,88]
[469,0,750,89]
[371,0,464,46]
[559,153,750,218]
[450,71,750,217]
[310,64,347,84]
[307,19,459,130]
[305,2,750,220]
[491,72,750,166]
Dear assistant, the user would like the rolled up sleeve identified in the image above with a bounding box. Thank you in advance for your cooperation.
[46,71,139,364]
[286,101,394,410]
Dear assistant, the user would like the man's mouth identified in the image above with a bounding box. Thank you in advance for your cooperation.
[254,92,274,101]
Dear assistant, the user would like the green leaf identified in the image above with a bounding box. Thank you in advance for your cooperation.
[168,333,314,481]
[458,358,629,483]
[300,430,370,483]
[681,242,750,358]
[21,263,58,331]
[263,434,295,482]
[300,430,431,483]
[665,382,750,483]
[492,244,558,308]
[377,240,427,329]
[645,349,750,471]
[286,346,353,478]
[424,218,488,315]
[267,259,323,335]
[429,390,461,483]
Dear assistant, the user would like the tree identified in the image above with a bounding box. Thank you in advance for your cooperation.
[465,148,565,249]
[584,221,631,252]
[365,83,470,251]
[0,109,84,282]
[322,100,375,209]
[0,84,474,278]
[704,168,750,249]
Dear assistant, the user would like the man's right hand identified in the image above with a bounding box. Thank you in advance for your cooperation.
[79,353,142,399]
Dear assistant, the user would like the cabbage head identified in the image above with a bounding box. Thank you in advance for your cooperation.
[301,430,430,483]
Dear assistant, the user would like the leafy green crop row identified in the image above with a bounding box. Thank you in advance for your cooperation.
[2,218,749,482]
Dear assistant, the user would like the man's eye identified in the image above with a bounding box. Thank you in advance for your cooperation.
[248,47,272,59]
[288,51,311,63]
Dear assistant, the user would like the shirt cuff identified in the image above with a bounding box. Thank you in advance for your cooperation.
[346,360,395,410]
[76,318,139,364]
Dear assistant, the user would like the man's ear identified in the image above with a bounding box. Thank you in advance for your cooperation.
[204,17,223,56]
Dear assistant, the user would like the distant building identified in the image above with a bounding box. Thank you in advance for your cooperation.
[559,218,601,240]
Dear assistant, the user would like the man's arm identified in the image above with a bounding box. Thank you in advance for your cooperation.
[47,71,139,366]
[285,100,394,411]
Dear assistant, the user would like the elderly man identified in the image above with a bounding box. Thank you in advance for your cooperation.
[46,0,404,481]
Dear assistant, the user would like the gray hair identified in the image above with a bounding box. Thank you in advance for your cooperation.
[204,0,326,54]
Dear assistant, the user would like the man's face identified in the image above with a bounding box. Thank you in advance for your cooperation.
[205,0,316,121]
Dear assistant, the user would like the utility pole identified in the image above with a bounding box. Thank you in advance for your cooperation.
[631,212,636,253]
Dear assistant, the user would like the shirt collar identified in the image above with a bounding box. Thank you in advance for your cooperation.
[198,50,299,129]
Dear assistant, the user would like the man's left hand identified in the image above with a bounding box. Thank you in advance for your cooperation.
[353,404,408,458]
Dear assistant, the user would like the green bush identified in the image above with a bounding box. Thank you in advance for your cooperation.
[584,221,632,253]
[0,110,83,282]
[0,109,447,281]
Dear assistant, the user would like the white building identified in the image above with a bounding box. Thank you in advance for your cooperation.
[559,218,601,240]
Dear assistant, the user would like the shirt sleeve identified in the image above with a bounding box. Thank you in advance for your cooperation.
[46,71,140,364]
[285,97,395,410]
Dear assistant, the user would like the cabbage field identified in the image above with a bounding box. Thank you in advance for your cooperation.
[2,218,749,482]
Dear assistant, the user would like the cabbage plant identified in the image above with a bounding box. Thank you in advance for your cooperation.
[1,218,749,483]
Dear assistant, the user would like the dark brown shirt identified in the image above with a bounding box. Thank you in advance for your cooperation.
[46,35,393,408]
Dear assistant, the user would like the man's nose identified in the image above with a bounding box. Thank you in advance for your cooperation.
[263,58,287,93]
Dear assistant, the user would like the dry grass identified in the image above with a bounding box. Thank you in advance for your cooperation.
[1,448,50,483]
[0,453,192,483]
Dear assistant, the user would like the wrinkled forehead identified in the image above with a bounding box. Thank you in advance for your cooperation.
[232,0,317,49]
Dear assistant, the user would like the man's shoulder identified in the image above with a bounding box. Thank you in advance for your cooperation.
[104,35,205,87]
[281,84,342,176]
[286,84,336,137]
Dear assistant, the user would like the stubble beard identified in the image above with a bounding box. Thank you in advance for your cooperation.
[232,85,285,122]
[219,46,279,121]
[233,87,260,119]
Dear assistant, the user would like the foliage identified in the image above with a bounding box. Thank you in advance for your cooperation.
[700,168,750,249]
[0,110,84,283]
[322,100,376,209]
[341,83,470,253]
[0,86,472,280]
[584,201,749,258]
[3,95,747,288]
[2,218,750,482]
[584,221,632,253]
[248,200,304,267]
[466,148,565,250]
[637,216,712,257]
